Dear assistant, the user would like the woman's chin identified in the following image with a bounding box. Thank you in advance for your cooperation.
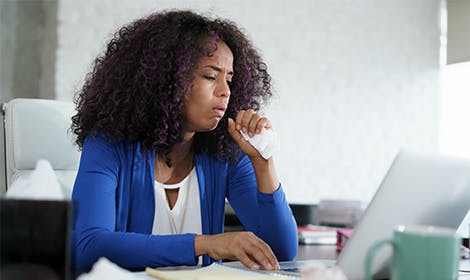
[205,124,219,132]
[203,119,221,131]
[196,122,219,132]
[190,118,222,132]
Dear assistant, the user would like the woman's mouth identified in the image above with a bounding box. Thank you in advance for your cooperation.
[213,106,226,117]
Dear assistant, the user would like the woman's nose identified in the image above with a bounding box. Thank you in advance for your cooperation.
[215,80,231,98]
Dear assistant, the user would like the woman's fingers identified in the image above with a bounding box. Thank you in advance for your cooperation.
[255,117,271,134]
[246,245,273,270]
[243,233,279,270]
[233,109,272,137]
[247,114,262,137]
[235,110,246,131]
[240,109,255,135]
[227,118,244,145]
[228,118,259,158]
[204,232,279,271]
[238,252,261,270]
[252,237,280,270]
[228,109,274,159]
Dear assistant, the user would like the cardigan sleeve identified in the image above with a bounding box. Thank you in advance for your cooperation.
[226,154,298,261]
[72,135,197,271]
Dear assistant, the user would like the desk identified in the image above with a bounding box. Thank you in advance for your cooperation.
[131,244,470,279]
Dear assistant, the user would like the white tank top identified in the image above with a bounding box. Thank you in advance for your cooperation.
[152,167,202,236]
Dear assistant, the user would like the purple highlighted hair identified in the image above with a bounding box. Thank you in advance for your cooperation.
[71,10,272,162]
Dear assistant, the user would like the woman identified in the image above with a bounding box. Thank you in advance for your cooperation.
[71,10,297,272]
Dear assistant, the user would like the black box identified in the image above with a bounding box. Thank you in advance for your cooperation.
[0,199,72,280]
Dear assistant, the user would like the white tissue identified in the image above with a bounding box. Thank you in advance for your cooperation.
[77,258,140,280]
[5,159,65,200]
[301,265,347,280]
[240,128,280,159]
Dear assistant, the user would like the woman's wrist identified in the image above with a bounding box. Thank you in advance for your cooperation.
[250,157,279,194]
[194,234,209,257]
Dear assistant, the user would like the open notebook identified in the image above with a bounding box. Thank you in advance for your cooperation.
[145,263,292,279]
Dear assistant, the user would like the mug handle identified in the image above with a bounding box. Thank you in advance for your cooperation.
[364,239,394,280]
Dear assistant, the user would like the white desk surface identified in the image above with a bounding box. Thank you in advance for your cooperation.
[461,259,470,279]
[131,259,470,279]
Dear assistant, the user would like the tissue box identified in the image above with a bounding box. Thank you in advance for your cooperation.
[0,198,72,280]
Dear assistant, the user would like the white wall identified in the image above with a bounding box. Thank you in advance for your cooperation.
[0,0,57,103]
[447,0,470,64]
[56,0,441,203]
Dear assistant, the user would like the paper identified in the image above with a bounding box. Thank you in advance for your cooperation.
[77,258,140,280]
[145,263,288,280]
[5,159,65,200]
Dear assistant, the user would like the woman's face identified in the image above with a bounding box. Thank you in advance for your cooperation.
[183,41,234,133]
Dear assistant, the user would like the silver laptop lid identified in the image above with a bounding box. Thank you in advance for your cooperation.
[338,150,470,280]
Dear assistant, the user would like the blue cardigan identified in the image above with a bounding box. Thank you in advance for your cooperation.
[72,135,298,271]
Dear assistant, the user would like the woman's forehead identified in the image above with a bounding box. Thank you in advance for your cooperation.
[198,42,234,70]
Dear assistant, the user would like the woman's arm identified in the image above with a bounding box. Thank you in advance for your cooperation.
[224,153,298,262]
[195,112,298,268]
[72,135,198,271]
[226,111,298,259]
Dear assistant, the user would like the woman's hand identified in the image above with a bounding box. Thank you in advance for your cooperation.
[227,109,271,160]
[194,232,280,270]
[227,109,279,194]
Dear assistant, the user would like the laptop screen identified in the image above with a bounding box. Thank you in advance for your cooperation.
[0,199,72,280]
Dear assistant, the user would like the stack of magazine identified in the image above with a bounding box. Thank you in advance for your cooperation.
[297,224,355,252]
[297,225,337,245]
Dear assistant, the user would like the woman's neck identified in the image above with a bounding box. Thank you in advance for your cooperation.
[160,131,194,167]
[155,132,194,184]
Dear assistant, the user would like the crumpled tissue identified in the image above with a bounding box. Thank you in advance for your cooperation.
[301,265,348,280]
[240,128,280,159]
[5,159,65,200]
[77,258,140,280]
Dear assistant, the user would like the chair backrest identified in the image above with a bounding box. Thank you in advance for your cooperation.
[3,98,80,198]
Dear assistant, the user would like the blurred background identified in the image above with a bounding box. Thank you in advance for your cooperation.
[0,0,469,205]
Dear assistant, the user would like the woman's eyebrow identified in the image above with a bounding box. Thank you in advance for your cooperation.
[202,65,234,76]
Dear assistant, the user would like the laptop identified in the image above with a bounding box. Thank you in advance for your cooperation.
[227,150,470,279]
[337,150,470,279]
[0,198,72,280]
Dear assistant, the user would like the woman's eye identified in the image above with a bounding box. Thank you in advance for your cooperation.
[226,80,232,86]
[204,76,216,81]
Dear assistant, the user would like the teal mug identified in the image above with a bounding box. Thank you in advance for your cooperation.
[365,225,460,280]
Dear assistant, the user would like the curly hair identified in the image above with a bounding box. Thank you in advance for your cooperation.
[71,10,272,162]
